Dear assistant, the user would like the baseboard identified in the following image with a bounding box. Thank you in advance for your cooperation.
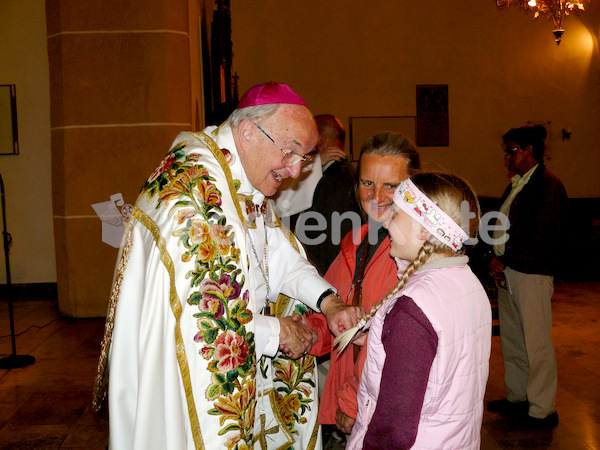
[0,282,58,301]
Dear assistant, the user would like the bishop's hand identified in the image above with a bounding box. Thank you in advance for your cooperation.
[278,314,318,359]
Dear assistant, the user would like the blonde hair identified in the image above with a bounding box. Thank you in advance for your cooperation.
[335,172,480,353]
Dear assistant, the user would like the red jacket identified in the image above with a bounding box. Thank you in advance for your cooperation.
[307,224,399,424]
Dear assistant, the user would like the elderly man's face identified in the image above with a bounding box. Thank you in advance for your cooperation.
[239,105,318,197]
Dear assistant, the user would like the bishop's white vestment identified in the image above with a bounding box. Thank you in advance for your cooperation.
[94,124,331,449]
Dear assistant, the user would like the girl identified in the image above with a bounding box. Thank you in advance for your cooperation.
[337,172,492,449]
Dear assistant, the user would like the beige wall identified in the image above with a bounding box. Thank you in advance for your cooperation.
[0,0,55,286]
[231,0,600,198]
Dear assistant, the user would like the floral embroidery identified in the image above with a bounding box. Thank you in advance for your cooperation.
[148,153,176,183]
[175,208,196,224]
[272,350,316,436]
[221,148,236,165]
[214,330,249,373]
[141,142,256,449]
[211,377,256,450]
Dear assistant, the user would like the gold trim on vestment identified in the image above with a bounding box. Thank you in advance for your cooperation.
[273,231,301,317]
[135,207,205,450]
[92,220,135,411]
[189,131,246,226]
[307,407,320,450]
[264,388,294,450]
[282,226,302,253]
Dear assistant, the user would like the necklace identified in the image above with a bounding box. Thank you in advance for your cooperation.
[249,225,270,312]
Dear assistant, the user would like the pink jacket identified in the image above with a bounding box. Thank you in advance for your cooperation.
[307,224,399,424]
[348,256,492,449]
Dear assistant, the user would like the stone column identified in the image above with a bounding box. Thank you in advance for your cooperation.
[46,0,202,316]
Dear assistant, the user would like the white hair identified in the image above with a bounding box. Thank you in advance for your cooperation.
[226,104,280,127]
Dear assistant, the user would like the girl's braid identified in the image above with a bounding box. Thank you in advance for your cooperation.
[334,241,437,353]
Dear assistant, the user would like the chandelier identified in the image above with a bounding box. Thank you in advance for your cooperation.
[496,0,588,44]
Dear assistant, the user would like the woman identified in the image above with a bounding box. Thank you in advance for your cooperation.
[308,132,420,438]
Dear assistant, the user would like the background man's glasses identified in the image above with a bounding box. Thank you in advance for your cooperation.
[505,146,520,154]
[253,122,311,167]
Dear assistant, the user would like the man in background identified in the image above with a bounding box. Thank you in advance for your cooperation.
[486,125,567,430]
[275,114,360,276]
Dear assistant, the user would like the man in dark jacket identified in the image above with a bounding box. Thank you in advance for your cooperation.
[296,115,360,276]
[486,125,567,429]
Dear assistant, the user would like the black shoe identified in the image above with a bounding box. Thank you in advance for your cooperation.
[486,398,529,415]
[509,411,559,429]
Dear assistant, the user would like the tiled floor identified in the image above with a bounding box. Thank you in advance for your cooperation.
[481,280,600,450]
[1,280,599,449]
[0,301,108,449]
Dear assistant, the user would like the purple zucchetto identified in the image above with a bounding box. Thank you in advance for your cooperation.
[236,82,308,109]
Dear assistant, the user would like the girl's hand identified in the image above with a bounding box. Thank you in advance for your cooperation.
[352,330,367,347]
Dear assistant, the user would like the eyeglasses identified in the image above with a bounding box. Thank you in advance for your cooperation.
[505,146,520,154]
[252,122,311,167]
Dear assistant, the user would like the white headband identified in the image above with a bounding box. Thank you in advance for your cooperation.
[392,179,469,251]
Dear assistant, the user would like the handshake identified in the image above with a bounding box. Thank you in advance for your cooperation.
[278,294,364,359]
